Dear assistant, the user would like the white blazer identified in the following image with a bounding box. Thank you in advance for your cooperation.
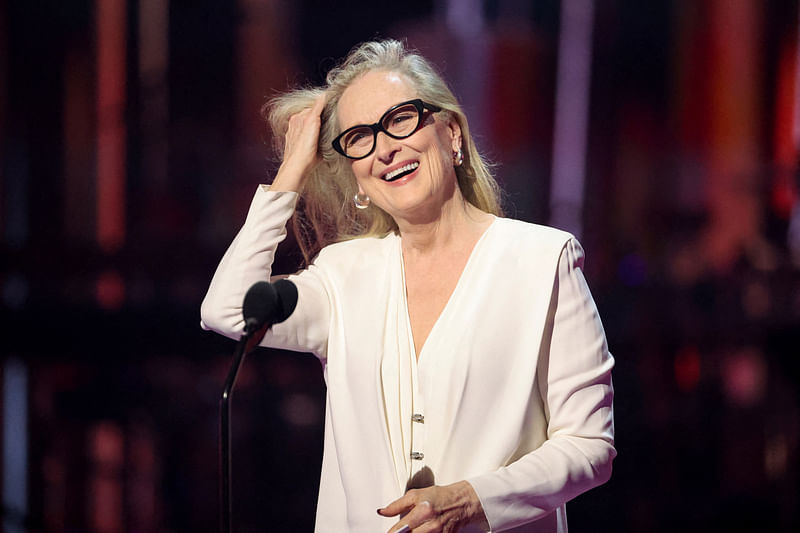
[201,187,616,532]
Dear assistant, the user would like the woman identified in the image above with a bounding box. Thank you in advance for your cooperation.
[201,40,615,533]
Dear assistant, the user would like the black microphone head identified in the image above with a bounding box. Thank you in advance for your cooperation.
[272,279,298,324]
[242,281,278,331]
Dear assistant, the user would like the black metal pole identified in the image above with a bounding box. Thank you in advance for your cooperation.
[220,325,266,533]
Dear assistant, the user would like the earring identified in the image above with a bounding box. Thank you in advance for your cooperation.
[354,192,371,209]
[454,148,464,167]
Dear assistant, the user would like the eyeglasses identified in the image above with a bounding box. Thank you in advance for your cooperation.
[332,99,442,160]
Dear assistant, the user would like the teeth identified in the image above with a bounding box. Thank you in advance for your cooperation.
[384,162,419,181]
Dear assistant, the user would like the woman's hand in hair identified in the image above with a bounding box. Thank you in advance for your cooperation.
[272,92,327,193]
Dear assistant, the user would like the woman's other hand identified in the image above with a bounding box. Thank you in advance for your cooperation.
[380,481,489,533]
[271,92,327,192]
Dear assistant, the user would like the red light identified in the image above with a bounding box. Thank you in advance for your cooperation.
[96,270,125,310]
[674,346,701,392]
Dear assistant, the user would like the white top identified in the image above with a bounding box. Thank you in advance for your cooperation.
[201,187,616,533]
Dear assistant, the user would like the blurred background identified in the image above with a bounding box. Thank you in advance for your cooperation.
[2,0,799,531]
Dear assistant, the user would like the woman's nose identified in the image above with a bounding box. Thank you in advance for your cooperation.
[374,131,400,163]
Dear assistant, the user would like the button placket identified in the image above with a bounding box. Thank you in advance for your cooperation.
[411,347,435,470]
[409,367,426,467]
[410,412,425,461]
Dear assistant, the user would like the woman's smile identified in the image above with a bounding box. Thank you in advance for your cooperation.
[381,160,420,183]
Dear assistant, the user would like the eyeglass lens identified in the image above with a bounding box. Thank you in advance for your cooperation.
[341,103,421,158]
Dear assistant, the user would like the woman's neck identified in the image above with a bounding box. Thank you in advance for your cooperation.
[397,190,493,258]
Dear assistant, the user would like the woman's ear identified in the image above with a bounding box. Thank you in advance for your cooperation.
[448,118,463,153]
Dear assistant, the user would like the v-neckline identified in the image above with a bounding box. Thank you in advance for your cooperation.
[398,217,497,362]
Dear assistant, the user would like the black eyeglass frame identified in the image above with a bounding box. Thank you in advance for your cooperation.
[331,99,443,160]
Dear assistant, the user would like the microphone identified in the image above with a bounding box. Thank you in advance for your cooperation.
[221,278,298,533]
[242,279,298,334]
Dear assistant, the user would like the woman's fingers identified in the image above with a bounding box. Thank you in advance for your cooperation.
[383,498,434,532]
[285,97,324,158]
[379,490,417,518]
[272,93,327,192]
[311,91,327,114]
[381,482,487,533]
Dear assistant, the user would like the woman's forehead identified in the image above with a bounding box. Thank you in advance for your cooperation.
[337,71,417,127]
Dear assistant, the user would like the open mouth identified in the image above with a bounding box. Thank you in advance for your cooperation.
[382,162,419,182]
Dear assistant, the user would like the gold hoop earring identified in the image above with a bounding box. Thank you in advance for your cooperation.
[354,192,371,209]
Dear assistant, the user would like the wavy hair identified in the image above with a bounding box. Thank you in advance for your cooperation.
[265,39,503,264]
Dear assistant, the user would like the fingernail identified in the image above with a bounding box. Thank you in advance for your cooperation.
[397,526,411,533]
[376,508,383,515]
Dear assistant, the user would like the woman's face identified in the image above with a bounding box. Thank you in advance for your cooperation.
[336,70,462,224]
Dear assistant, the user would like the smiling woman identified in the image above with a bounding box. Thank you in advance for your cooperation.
[265,40,503,265]
[200,39,615,533]
[336,69,476,233]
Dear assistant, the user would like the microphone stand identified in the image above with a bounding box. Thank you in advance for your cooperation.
[220,321,268,533]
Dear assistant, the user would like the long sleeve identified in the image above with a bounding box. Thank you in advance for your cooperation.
[200,186,331,357]
[467,238,616,532]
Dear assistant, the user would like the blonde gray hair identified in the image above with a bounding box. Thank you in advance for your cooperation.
[265,39,503,264]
